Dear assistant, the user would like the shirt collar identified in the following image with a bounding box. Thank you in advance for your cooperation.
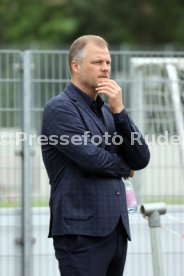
[71,83,104,114]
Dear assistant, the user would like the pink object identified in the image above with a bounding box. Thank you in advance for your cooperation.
[123,178,137,213]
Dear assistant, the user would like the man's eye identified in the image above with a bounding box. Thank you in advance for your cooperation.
[92,61,111,65]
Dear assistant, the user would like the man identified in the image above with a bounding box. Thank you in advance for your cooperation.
[41,35,150,276]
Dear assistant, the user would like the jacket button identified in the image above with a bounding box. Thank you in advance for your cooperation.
[115,191,120,196]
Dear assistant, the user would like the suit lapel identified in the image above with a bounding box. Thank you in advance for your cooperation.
[64,84,107,134]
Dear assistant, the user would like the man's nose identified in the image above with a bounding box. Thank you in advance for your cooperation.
[101,62,110,71]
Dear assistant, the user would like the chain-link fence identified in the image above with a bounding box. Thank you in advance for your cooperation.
[0,50,184,276]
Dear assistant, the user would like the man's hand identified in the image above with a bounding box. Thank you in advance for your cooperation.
[95,78,124,113]
[124,170,135,179]
[129,170,135,177]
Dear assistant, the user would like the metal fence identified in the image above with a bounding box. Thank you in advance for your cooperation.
[0,49,184,276]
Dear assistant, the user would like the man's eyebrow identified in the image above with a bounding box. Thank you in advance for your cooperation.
[91,58,111,62]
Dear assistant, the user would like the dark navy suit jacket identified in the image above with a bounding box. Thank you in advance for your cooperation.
[41,83,150,240]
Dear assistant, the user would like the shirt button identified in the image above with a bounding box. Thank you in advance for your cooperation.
[115,191,120,196]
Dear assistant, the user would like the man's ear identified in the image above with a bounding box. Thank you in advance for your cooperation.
[71,60,80,74]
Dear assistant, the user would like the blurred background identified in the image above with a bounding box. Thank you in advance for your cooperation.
[1,0,184,50]
[0,1,184,276]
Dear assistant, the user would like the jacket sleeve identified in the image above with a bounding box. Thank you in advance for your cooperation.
[113,109,150,170]
[42,100,131,178]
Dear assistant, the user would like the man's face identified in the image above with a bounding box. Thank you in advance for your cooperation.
[76,43,111,90]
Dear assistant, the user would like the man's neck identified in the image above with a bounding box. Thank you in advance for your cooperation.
[71,80,97,100]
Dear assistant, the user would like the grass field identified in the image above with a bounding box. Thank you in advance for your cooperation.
[0,198,49,208]
[0,196,184,208]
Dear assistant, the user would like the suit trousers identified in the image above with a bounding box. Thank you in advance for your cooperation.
[53,221,128,276]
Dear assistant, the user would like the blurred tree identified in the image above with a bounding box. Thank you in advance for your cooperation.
[0,0,78,48]
[66,0,184,48]
[0,0,184,48]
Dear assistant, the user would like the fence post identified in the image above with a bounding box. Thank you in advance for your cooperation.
[140,202,166,276]
[21,50,32,276]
